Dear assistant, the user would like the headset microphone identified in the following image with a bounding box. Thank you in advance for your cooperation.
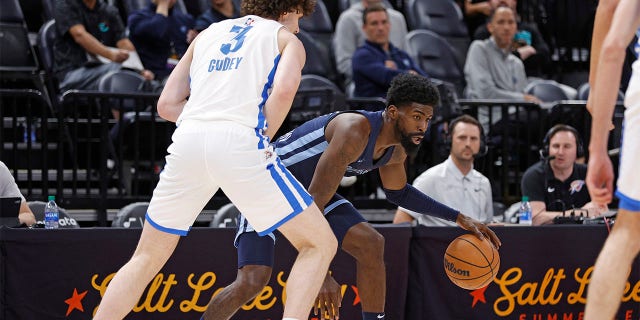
[538,149,556,161]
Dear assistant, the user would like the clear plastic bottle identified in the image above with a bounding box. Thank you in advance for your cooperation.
[44,195,59,229]
[519,196,532,225]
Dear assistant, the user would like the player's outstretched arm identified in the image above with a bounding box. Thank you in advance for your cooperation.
[379,150,501,248]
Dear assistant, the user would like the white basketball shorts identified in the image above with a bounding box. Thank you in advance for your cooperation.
[146,120,313,235]
[617,63,640,211]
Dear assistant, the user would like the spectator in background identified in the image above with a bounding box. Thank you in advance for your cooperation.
[521,124,607,225]
[128,0,194,81]
[187,0,240,43]
[464,6,539,103]
[0,161,36,226]
[53,0,154,92]
[333,0,408,86]
[464,5,542,134]
[352,4,426,99]
[456,0,492,39]
[393,115,493,226]
[472,0,550,77]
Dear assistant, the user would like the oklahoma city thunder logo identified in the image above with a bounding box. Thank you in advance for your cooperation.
[569,180,585,194]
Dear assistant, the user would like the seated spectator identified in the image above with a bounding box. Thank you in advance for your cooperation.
[333,0,408,85]
[352,4,426,99]
[455,0,492,40]
[128,0,194,81]
[393,115,493,226]
[0,161,36,226]
[521,124,608,225]
[187,0,240,43]
[53,0,154,93]
[464,5,543,137]
[464,6,539,103]
[472,0,550,77]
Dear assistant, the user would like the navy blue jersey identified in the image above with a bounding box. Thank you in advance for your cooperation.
[274,110,395,186]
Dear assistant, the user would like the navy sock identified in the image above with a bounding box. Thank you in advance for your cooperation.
[363,312,385,320]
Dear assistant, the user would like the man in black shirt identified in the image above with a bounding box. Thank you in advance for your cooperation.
[53,0,154,93]
[521,124,608,225]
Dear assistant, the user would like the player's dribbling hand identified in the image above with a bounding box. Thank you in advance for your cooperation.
[313,273,342,320]
[456,214,502,249]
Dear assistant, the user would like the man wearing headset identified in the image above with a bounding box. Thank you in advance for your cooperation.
[521,124,608,225]
[393,114,494,226]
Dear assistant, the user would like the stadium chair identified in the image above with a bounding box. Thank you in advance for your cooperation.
[98,69,149,99]
[40,0,55,21]
[297,30,338,84]
[0,0,42,90]
[1,0,26,23]
[28,200,80,228]
[403,0,470,68]
[300,0,333,34]
[299,1,337,83]
[339,0,393,12]
[341,82,387,111]
[524,79,570,103]
[112,202,149,228]
[36,19,60,106]
[98,69,171,194]
[404,29,465,96]
[209,203,240,228]
[299,74,347,111]
[98,68,150,117]
[576,82,625,102]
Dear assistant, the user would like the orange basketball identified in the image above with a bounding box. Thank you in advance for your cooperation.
[444,233,500,290]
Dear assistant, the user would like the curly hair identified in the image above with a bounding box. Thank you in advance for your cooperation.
[241,0,317,20]
[386,73,439,109]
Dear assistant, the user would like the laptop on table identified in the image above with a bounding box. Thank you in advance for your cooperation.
[0,197,22,227]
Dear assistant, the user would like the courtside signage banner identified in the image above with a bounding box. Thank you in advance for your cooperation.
[407,226,640,319]
[0,226,410,319]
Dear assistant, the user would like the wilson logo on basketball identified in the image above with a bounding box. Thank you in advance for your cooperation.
[444,258,470,277]
[444,234,500,290]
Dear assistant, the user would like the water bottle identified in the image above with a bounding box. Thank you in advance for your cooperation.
[519,196,532,225]
[44,195,59,229]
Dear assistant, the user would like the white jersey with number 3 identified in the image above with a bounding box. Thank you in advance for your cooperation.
[177,15,283,133]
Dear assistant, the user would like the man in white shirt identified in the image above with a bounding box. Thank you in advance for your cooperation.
[394,115,494,226]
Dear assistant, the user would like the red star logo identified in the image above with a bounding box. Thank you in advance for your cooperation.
[351,285,361,306]
[64,288,87,316]
[469,285,488,308]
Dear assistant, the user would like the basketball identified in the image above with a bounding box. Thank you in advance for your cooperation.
[444,233,500,290]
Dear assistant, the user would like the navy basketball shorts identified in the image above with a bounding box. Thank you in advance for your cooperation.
[236,200,367,268]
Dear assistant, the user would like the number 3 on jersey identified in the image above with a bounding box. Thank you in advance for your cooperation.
[220,25,253,55]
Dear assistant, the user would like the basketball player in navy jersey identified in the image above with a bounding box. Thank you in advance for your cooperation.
[202,73,502,320]
[94,1,339,320]
[585,0,640,318]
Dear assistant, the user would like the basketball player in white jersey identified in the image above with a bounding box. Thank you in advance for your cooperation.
[584,0,640,318]
[93,1,338,319]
